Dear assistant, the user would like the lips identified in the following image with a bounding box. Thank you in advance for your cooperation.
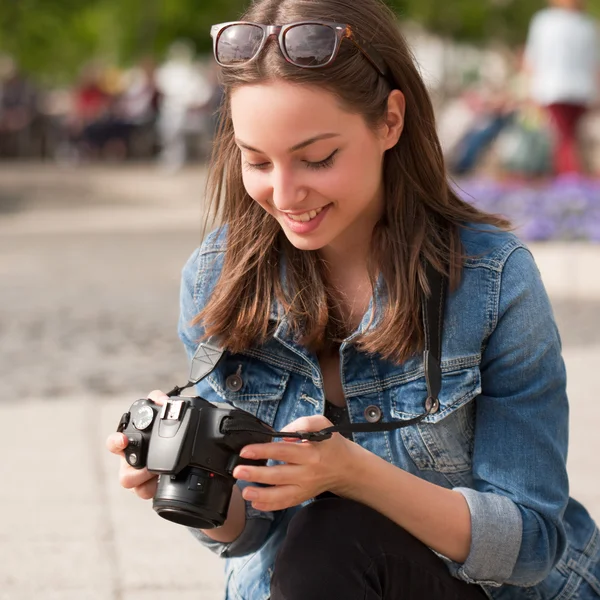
[281,204,332,235]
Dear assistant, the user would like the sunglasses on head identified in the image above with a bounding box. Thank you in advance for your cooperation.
[210,21,393,85]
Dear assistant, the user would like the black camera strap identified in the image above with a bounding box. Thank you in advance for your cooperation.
[220,262,448,443]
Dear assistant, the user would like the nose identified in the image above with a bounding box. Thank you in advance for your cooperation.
[271,167,308,212]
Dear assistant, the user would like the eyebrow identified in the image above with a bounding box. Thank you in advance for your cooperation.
[235,133,341,154]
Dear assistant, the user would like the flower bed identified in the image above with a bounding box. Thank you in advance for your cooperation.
[454,175,600,242]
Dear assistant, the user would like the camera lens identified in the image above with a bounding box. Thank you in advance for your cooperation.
[152,467,234,529]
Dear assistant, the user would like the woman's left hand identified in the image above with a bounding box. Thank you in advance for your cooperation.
[232,415,359,512]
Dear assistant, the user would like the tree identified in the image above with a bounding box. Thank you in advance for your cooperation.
[2,0,599,83]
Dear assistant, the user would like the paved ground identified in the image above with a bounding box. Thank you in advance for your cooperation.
[1,164,599,599]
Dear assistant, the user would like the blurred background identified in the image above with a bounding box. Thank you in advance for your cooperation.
[1,1,599,599]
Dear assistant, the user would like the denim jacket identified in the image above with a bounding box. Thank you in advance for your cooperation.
[177,224,600,600]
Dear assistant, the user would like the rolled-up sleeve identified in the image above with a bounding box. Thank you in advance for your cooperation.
[176,239,280,558]
[187,491,276,558]
[446,246,569,587]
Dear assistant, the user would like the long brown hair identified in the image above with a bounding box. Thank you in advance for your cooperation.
[195,0,509,363]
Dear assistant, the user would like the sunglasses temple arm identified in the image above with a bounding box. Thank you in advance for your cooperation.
[349,34,392,83]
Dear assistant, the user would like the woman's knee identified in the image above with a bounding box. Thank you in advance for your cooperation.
[282,497,380,551]
[274,498,367,565]
[273,497,417,573]
[274,497,456,577]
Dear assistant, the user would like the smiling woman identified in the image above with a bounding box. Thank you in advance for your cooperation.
[105,0,600,599]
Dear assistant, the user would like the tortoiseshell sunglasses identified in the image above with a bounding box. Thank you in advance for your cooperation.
[210,21,392,84]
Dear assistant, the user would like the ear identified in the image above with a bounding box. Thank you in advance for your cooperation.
[381,89,405,151]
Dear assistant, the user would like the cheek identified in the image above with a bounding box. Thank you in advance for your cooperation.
[333,148,382,197]
[242,171,273,213]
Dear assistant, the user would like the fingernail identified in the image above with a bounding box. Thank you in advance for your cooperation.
[244,488,258,500]
[235,468,249,479]
[240,449,256,459]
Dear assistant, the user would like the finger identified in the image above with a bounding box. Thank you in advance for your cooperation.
[134,477,158,500]
[106,433,128,455]
[280,415,333,434]
[119,461,156,490]
[242,484,302,512]
[147,390,169,404]
[241,441,319,464]
[233,464,301,486]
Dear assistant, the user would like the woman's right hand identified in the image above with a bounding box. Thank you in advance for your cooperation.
[105,390,169,500]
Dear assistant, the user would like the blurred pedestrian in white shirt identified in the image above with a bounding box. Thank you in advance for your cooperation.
[524,0,600,175]
[156,40,213,173]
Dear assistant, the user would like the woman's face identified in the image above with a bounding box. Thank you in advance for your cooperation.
[231,81,401,257]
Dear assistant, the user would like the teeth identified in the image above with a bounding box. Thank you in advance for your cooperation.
[287,207,324,222]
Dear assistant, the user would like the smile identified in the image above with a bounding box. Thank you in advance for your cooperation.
[284,206,326,222]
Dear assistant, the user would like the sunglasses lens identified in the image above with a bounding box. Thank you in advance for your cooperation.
[216,24,264,65]
[284,24,337,67]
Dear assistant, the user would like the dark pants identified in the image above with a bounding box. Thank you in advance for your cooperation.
[270,497,488,600]
[547,103,587,175]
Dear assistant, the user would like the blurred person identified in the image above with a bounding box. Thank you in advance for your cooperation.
[71,63,111,129]
[0,56,39,157]
[118,59,160,128]
[87,59,161,161]
[112,59,160,159]
[448,85,516,176]
[155,40,213,172]
[58,63,111,161]
[524,0,600,175]
[106,1,600,600]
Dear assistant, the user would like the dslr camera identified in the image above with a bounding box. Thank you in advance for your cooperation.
[118,394,276,530]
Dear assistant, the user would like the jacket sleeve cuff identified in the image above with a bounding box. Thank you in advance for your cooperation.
[188,511,272,558]
[187,482,276,558]
[450,487,523,586]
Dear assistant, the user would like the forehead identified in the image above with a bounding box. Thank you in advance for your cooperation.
[230,81,361,148]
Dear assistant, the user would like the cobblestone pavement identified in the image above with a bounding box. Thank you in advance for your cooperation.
[1,164,599,599]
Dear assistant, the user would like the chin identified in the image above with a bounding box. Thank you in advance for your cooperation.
[281,230,328,252]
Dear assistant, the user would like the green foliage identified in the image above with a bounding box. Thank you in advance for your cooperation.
[1,0,599,83]
[389,0,546,44]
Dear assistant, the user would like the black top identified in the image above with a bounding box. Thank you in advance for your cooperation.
[324,400,353,440]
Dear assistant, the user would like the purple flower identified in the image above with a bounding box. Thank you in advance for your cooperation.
[453,176,600,243]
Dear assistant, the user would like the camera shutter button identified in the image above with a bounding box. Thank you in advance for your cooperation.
[364,405,382,423]
[226,373,243,392]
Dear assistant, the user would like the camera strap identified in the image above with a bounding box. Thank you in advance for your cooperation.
[170,261,447,443]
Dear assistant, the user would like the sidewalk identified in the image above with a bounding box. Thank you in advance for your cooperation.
[1,344,599,600]
[0,394,225,600]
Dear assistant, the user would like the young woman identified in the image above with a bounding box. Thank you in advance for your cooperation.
[106,0,600,598]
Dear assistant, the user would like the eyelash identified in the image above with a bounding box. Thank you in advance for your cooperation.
[244,149,339,172]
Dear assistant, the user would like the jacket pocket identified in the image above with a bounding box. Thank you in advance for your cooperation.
[390,363,481,484]
[204,352,290,426]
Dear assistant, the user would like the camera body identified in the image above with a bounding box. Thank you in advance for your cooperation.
[119,396,275,529]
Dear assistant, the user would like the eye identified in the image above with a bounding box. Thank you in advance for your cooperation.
[243,160,271,172]
[304,149,338,170]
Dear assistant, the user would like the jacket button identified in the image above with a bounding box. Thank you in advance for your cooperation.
[364,405,382,423]
[425,397,440,414]
[225,374,243,392]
